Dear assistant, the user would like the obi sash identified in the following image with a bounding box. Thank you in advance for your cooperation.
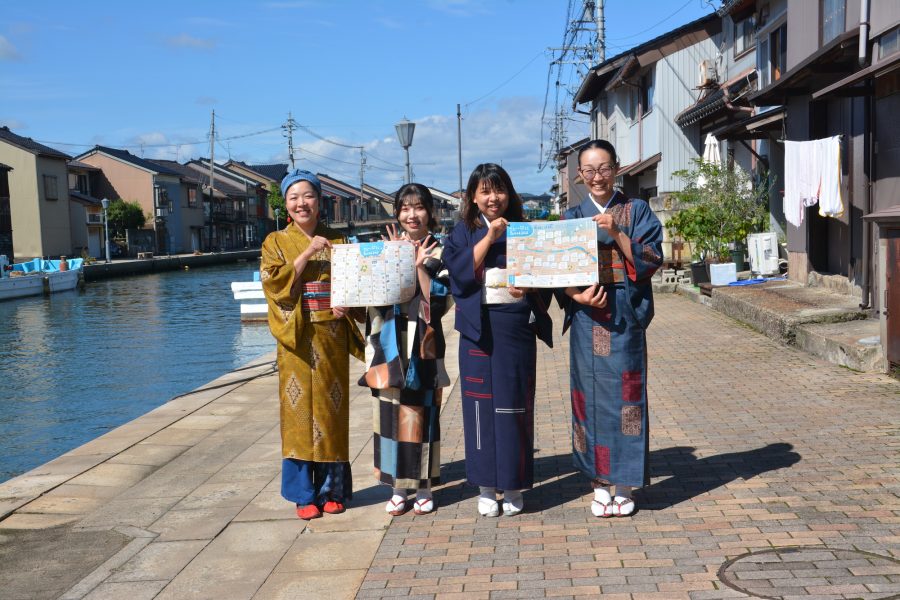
[301,281,331,311]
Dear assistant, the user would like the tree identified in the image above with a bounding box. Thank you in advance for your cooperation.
[667,160,771,262]
[268,183,285,217]
[106,199,146,238]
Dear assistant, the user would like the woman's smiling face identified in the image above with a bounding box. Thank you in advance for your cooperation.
[285,180,319,231]
[473,180,509,222]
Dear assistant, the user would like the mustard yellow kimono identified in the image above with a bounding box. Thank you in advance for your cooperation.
[260,223,365,464]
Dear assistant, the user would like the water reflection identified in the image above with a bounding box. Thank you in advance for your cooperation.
[0,263,274,482]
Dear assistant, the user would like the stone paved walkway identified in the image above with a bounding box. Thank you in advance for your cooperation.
[0,293,897,600]
[357,294,899,600]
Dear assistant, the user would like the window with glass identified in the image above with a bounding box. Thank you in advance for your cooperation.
[188,187,198,208]
[43,175,58,200]
[821,0,846,44]
[641,72,654,114]
[758,23,787,86]
[734,13,756,56]
[880,27,899,59]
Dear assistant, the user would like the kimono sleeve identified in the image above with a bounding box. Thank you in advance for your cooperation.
[260,232,303,351]
[625,200,664,282]
[442,222,483,297]
[442,222,484,341]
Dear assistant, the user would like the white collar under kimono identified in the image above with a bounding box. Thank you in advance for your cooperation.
[589,193,615,214]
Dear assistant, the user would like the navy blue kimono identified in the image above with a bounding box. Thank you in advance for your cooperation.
[561,192,663,488]
[443,220,553,491]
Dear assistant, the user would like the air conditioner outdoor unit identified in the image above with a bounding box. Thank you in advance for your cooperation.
[699,59,718,87]
[747,232,780,276]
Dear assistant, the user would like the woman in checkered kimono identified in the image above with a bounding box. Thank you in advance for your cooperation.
[361,184,451,516]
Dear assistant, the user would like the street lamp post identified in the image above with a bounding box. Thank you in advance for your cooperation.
[101,198,111,263]
[274,207,282,231]
[395,117,416,185]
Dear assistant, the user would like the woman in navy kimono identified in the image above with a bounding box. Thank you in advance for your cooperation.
[560,140,663,518]
[443,163,553,517]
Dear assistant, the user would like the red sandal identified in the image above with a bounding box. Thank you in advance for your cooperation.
[296,504,322,520]
[322,500,345,514]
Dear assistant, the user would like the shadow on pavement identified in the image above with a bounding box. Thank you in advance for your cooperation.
[415,442,800,514]
[639,442,802,510]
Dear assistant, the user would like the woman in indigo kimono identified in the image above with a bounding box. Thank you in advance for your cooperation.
[443,163,553,517]
[361,183,451,517]
[260,169,365,521]
[560,140,663,518]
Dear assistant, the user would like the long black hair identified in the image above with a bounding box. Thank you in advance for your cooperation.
[393,183,438,230]
[461,163,525,230]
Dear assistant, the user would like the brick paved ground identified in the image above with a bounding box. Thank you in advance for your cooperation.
[357,294,900,600]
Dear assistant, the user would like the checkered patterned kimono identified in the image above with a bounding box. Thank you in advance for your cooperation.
[562,193,663,488]
[361,239,451,490]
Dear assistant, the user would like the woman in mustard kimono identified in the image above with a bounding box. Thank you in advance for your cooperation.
[260,169,365,521]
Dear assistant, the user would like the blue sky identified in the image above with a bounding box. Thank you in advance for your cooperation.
[0,0,716,194]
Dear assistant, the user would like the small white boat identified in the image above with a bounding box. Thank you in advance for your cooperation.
[230,273,267,322]
[0,255,84,301]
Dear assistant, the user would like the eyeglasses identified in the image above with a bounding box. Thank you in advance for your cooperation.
[579,166,615,180]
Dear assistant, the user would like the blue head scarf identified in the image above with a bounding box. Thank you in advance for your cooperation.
[280,169,322,198]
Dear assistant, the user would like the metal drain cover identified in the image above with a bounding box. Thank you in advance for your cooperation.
[718,547,900,599]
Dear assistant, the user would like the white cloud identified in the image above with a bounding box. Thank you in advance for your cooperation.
[0,35,22,61]
[255,98,572,195]
[166,34,216,50]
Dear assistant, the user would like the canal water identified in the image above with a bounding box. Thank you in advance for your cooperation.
[0,262,275,483]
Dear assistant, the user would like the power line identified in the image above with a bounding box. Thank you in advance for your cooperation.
[464,49,547,109]
[35,126,281,151]
[297,124,362,149]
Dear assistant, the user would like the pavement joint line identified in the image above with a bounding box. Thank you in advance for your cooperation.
[57,535,155,600]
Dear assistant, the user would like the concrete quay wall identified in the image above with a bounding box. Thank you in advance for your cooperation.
[83,250,261,282]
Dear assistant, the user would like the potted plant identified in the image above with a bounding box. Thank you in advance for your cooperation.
[667,160,771,282]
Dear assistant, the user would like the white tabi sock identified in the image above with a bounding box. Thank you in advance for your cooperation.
[593,485,612,504]
[479,486,497,500]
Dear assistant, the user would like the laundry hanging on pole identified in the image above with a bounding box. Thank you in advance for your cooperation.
[783,135,843,227]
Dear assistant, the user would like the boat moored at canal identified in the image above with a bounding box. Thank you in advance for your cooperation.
[0,255,84,301]
[231,271,267,322]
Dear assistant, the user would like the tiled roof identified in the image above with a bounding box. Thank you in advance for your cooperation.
[67,159,101,171]
[182,163,248,196]
[69,190,102,206]
[78,146,183,177]
[148,159,206,184]
[0,126,71,159]
[248,163,288,182]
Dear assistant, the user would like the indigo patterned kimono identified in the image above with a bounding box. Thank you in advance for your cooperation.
[361,237,451,490]
[561,192,663,488]
[443,220,553,491]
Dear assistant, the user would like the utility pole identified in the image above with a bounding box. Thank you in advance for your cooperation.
[596,0,605,63]
[283,112,298,168]
[359,148,366,223]
[457,103,463,199]
[208,110,215,251]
